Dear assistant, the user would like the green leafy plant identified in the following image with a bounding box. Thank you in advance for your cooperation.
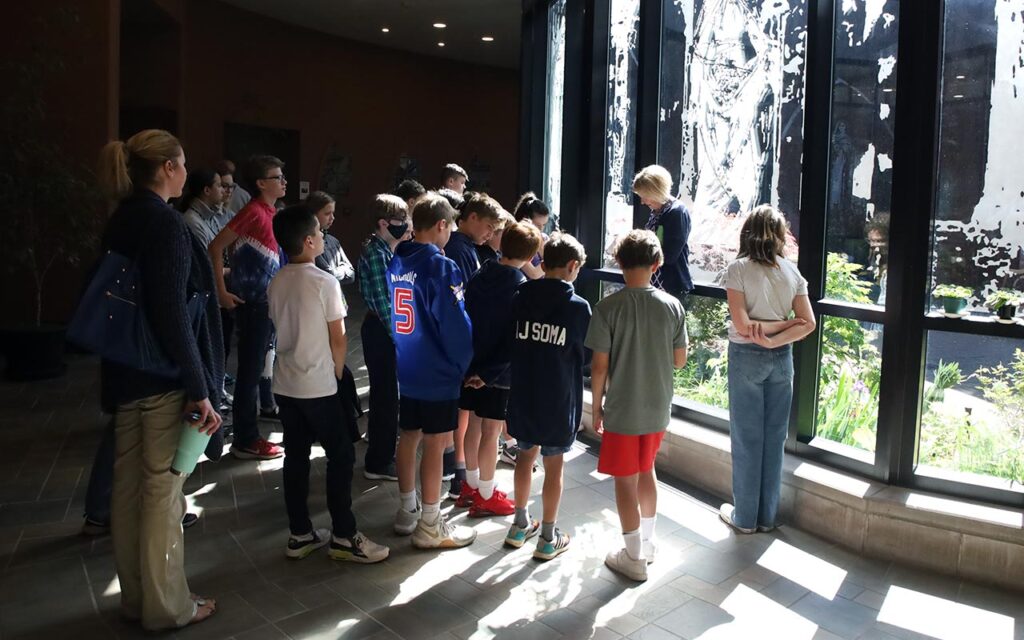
[983,289,1023,311]
[923,360,963,411]
[932,284,973,300]
[673,296,730,410]
[824,252,872,303]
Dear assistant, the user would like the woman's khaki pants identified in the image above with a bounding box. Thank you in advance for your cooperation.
[112,390,195,630]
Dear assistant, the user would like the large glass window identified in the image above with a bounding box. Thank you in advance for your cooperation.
[930,0,1024,313]
[658,0,808,282]
[915,0,1024,491]
[815,316,883,457]
[675,296,730,411]
[543,0,567,224]
[919,332,1024,490]
[824,0,898,307]
[603,0,640,267]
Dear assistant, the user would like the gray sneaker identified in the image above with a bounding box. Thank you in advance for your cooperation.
[394,506,420,536]
[719,504,756,534]
[411,515,477,549]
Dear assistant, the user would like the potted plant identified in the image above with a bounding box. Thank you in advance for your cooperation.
[933,284,973,318]
[0,11,102,380]
[985,289,1023,324]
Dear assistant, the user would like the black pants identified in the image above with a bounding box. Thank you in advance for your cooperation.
[276,393,357,538]
[233,301,272,448]
[361,311,399,473]
[221,308,234,364]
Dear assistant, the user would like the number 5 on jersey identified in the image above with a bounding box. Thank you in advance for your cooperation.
[393,288,415,335]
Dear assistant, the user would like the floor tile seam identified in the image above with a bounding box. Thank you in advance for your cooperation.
[35,411,69,503]
[3,530,22,573]
[79,553,109,629]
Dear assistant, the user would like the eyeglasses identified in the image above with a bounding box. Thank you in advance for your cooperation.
[222,184,237,191]
[262,174,286,182]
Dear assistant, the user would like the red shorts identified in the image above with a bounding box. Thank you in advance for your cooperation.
[597,431,666,477]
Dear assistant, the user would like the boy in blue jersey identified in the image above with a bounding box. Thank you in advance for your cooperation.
[387,194,477,549]
[459,221,544,518]
[443,193,503,496]
[505,233,591,561]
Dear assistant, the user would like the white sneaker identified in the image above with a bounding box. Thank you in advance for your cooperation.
[411,515,477,549]
[394,506,420,536]
[642,539,658,565]
[329,532,390,564]
[285,527,330,559]
[719,503,756,534]
[604,548,648,582]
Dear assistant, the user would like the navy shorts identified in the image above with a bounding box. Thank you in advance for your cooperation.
[399,396,459,434]
[458,385,510,421]
[516,440,573,457]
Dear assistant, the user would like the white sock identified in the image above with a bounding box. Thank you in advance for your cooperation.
[466,468,480,489]
[422,501,440,525]
[400,490,417,512]
[640,516,657,543]
[478,478,494,501]
[623,529,643,561]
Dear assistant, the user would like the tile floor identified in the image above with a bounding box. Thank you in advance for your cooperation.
[0,293,1021,639]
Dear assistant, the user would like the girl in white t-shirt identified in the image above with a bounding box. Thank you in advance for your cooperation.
[718,206,816,534]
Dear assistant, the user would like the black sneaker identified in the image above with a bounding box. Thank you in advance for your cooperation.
[447,477,463,501]
[363,463,399,481]
[81,518,110,537]
[182,512,200,529]
[329,532,390,564]
[285,528,330,559]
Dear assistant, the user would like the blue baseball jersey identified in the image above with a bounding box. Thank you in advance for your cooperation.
[387,240,473,401]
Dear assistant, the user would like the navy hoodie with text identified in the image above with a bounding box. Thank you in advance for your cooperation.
[507,278,592,448]
[465,260,527,388]
[387,240,473,401]
[444,230,481,284]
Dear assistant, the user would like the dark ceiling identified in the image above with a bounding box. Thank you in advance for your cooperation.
[220,0,522,69]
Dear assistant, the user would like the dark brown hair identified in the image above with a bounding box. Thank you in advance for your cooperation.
[614,229,663,270]
[512,192,550,223]
[370,194,408,224]
[543,232,587,269]
[243,155,284,195]
[305,190,335,215]
[737,205,788,267]
[500,221,544,261]
[462,192,503,222]
[412,193,456,232]
[272,204,319,258]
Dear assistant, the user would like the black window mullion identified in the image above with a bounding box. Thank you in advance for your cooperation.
[578,0,611,270]
[558,0,588,244]
[632,0,662,231]
[876,0,944,485]
[791,0,835,448]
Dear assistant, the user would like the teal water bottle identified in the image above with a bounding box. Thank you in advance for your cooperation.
[171,413,211,476]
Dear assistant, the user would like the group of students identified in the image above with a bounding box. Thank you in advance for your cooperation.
[91,129,815,632]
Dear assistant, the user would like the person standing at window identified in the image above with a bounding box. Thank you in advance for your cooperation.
[718,206,816,534]
[633,165,693,298]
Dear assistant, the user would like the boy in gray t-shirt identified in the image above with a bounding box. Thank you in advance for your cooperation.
[585,230,687,582]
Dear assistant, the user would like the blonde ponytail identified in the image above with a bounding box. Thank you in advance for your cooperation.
[97,129,182,201]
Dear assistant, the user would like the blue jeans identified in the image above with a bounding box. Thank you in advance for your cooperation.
[727,341,794,530]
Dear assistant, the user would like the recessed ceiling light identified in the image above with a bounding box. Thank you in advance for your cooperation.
[433,22,447,29]
[954,94,965,99]
[481,36,495,42]
[956,75,966,79]
[437,42,445,47]
[381,27,390,33]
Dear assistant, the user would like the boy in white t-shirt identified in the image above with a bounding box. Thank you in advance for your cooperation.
[268,205,389,564]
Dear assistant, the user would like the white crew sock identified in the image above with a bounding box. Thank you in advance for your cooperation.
[623,529,643,561]
[466,468,480,489]
[640,516,657,543]
[421,501,441,525]
[478,478,494,501]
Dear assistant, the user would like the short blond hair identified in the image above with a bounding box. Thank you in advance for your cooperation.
[632,165,673,204]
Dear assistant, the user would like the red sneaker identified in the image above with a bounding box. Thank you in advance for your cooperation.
[456,483,478,508]
[231,437,284,460]
[470,489,515,517]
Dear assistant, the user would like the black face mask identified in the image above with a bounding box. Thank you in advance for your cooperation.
[387,223,409,240]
